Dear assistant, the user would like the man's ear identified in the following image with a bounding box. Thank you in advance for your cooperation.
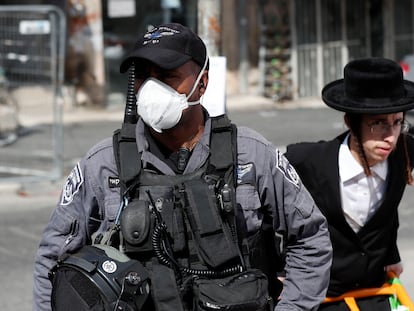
[344,114,350,129]
[198,72,209,95]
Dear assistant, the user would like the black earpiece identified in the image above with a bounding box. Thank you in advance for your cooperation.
[199,81,205,88]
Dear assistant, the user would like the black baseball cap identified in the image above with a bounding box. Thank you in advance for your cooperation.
[120,23,207,73]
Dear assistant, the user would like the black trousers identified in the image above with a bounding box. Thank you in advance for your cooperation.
[318,296,392,311]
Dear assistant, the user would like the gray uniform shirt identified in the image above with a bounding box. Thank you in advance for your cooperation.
[33,117,332,311]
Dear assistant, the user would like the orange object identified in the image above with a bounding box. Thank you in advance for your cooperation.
[388,272,414,310]
[323,272,414,311]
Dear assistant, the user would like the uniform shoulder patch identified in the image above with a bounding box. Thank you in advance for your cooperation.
[237,162,256,186]
[61,163,84,206]
[275,150,300,189]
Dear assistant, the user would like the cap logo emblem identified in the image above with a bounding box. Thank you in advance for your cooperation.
[143,26,179,46]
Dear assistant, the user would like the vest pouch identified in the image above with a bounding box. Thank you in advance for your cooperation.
[120,199,153,252]
[170,202,186,253]
[193,269,272,311]
[182,179,240,268]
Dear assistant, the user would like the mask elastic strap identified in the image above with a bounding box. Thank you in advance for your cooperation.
[186,54,209,105]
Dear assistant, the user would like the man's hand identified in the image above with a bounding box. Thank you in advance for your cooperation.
[385,262,403,277]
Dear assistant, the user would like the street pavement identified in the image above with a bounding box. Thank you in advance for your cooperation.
[1,95,414,310]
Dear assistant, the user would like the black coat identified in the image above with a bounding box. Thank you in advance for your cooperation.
[285,132,414,296]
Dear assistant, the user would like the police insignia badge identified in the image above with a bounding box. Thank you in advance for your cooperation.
[61,163,84,205]
[237,163,256,186]
[276,150,300,188]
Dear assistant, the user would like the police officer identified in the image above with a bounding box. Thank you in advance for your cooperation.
[33,23,332,311]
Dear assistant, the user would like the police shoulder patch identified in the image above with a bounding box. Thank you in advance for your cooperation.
[237,162,256,186]
[61,163,84,206]
[275,150,300,189]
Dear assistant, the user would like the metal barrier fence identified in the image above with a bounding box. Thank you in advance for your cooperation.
[0,5,66,184]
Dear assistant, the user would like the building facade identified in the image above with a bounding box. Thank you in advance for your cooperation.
[2,0,414,105]
[264,0,414,100]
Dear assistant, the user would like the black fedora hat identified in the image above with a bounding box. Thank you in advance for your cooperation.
[322,57,414,114]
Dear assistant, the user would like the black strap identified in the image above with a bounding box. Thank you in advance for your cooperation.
[113,122,141,197]
[209,115,238,186]
[113,115,237,197]
[151,260,185,311]
[209,116,246,267]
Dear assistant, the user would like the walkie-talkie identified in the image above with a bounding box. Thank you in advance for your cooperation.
[114,61,141,200]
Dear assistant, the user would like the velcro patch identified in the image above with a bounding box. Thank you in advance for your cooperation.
[276,150,300,189]
[61,163,84,206]
[237,163,256,186]
[108,177,120,188]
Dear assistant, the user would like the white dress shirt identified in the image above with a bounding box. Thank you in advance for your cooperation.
[339,134,388,232]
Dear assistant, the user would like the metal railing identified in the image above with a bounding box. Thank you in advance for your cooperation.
[0,5,66,184]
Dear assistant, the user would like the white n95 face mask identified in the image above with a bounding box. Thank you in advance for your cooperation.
[136,55,209,133]
[136,78,200,133]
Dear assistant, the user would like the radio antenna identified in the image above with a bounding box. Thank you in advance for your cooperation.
[124,62,138,124]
